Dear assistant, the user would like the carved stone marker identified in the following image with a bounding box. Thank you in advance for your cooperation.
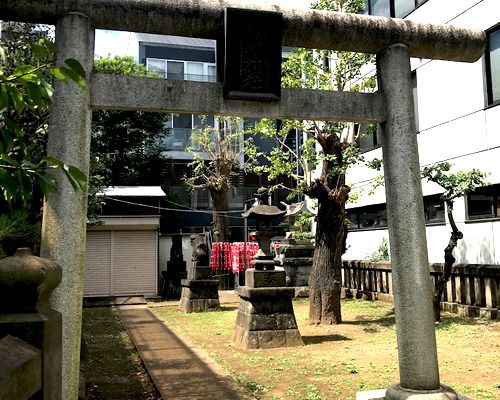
[179,234,220,312]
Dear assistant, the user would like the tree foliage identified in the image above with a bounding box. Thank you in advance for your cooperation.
[0,23,87,256]
[90,56,170,206]
[421,162,487,201]
[0,23,87,204]
[422,162,487,321]
[186,116,254,242]
[250,0,373,325]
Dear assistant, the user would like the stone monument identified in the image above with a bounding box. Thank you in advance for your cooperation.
[163,234,187,299]
[233,188,303,349]
[179,234,220,312]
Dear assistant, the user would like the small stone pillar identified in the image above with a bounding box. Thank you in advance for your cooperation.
[233,188,303,349]
[0,248,63,399]
[179,234,220,312]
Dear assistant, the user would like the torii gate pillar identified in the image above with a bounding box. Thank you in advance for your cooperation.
[376,44,459,400]
[40,13,94,400]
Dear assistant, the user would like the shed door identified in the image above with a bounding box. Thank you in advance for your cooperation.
[84,230,157,297]
[112,231,157,296]
[84,231,112,297]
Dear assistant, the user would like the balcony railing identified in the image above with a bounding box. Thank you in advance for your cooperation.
[159,128,202,152]
[154,71,217,82]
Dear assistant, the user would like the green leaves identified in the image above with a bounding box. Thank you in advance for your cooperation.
[1,33,88,204]
[49,59,87,89]
[422,162,488,200]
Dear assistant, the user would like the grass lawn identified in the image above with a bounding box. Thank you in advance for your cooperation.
[150,299,500,400]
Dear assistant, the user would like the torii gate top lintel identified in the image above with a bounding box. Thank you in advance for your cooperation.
[0,0,485,63]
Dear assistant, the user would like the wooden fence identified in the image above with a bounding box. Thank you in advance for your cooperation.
[341,260,499,319]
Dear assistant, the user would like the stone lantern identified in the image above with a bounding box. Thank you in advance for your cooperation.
[241,187,286,272]
[233,188,303,349]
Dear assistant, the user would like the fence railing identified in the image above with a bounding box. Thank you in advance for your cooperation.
[341,260,499,319]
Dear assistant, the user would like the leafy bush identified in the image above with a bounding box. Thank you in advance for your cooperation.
[368,238,390,261]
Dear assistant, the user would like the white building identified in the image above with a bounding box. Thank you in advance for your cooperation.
[345,0,500,264]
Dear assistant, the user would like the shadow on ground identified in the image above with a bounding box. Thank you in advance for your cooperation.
[302,333,352,345]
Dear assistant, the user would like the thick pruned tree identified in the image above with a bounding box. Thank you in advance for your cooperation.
[421,162,487,321]
[186,116,254,243]
[253,0,374,324]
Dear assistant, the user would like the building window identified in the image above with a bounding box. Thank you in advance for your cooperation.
[146,58,216,82]
[347,204,387,230]
[358,124,382,153]
[348,194,444,229]
[366,0,428,18]
[162,114,215,151]
[423,195,445,223]
[486,25,500,106]
[412,70,419,131]
[467,184,500,220]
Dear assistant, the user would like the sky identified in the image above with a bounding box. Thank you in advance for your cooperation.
[94,0,315,59]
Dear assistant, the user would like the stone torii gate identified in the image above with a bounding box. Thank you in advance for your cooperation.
[0,1,485,399]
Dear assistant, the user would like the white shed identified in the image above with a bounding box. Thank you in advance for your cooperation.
[83,186,165,297]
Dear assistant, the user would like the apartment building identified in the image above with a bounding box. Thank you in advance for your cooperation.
[345,0,500,263]
[135,33,299,238]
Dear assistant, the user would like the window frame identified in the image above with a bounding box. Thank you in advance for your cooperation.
[347,194,445,230]
[485,23,500,107]
[146,57,216,82]
[466,184,500,221]
[366,0,429,18]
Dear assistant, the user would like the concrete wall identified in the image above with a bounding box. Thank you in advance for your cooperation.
[346,0,500,264]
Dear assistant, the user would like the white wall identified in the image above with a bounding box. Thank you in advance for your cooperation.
[345,0,500,265]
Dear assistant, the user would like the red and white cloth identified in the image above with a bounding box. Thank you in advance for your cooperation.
[210,242,259,272]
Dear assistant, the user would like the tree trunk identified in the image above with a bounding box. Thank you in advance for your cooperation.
[210,187,230,243]
[308,197,345,324]
[433,199,463,322]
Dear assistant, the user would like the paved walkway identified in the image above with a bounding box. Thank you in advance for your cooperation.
[118,292,253,400]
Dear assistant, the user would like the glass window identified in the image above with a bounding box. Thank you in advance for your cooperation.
[360,210,378,228]
[167,61,184,80]
[207,65,217,82]
[346,212,359,229]
[487,26,500,104]
[186,62,204,81]
[468,193,495,219]
[395,0,416,18]
[193,115,215,128]
[424,195,445,223]
[359,124,381,153]
[173,113,192,129]
[377,208,388,227]
[146,58,165,78]
[412,71,419,131]
[371,0,391,17]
